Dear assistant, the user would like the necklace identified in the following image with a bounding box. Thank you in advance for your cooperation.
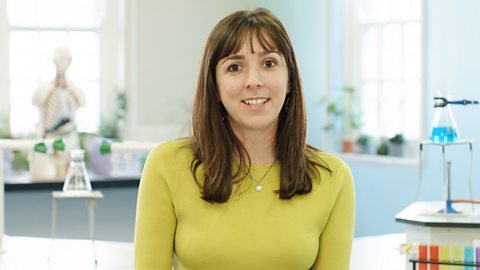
[248,160,276,192]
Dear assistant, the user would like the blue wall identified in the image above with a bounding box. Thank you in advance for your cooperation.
[257,0,344,149]
[258,0,480,237]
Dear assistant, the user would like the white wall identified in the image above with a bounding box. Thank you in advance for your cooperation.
[125,0,256,141]
[0,2,9,117]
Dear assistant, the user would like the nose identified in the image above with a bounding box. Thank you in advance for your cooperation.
[245,68,263,88]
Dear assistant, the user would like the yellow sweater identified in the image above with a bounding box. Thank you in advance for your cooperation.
[134,139,355,270]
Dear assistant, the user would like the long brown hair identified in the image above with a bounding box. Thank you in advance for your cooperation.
[191,7,329,203]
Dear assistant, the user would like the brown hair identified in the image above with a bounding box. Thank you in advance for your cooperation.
[190,7,329,203]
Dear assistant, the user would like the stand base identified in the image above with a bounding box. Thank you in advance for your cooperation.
[437,200,461,214]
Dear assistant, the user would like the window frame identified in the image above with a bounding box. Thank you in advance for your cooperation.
[0,0,125,137]
[343,0,425,159]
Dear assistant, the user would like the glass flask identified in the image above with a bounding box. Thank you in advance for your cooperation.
[63,149,92,192]
[430,96,459,143]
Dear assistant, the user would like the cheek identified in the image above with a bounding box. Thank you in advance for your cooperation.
[271,76,289,94]
[217,77,244,100]
[264,69,289,93]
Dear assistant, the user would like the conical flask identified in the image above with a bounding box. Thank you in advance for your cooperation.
[431,96,459,143]
[63,149,92,192]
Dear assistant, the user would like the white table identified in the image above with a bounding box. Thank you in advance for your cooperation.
[351,233,406,270]
[1,235,133,270]
[0,233,407,270]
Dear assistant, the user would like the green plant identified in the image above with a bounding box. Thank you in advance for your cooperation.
[322,86,362,142]
[389,133,405,144]
[0,115,30,171]
[98,118,119,139]
[98,89,127,139]
[323,103,342,131]
[356,134,370,146]
[115,90,127,121]
[0,115,12,139]
[376,140,389,155]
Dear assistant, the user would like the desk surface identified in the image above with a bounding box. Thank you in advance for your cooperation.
[351,233,406,270]
[52,190,104,199]
[1,233,407,270]
[1,235,133,270]
[5,173,139,192]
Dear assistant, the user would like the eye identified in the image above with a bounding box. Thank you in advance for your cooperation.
[227,64,241,72]
[264,59,277,68]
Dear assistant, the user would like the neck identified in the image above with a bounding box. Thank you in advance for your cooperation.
[55,73,67,88]
[233,127,277,166]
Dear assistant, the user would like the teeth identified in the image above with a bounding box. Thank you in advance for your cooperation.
[243,98,268,105]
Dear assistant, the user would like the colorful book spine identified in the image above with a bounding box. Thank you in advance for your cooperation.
[430,245,439,270]
[451,246,463,270]
[476,247,480,270]
[419,244,428,270]
[439,246,451,270]
[412,244,480,269]
[464,246,474,270]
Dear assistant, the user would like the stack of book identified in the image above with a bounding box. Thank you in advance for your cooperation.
[410,244,480,270]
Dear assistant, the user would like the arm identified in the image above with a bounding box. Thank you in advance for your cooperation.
[134,145,177,269]
[311,161,356,270]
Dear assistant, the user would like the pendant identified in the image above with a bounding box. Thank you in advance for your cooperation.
[255,184,263,192]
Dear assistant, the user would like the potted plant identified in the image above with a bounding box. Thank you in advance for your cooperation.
[323,86,362,153]
[85,90,127,176]
[376,138,389,156]
[0,116,29,174]
[356,134,371,154]
[388,133,405,157]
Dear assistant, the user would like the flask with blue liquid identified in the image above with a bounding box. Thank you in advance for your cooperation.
[431,94,459,143]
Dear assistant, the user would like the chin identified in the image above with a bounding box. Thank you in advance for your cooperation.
[244,120,278,132]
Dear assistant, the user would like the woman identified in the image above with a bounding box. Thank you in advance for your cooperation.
[135,7,355,270]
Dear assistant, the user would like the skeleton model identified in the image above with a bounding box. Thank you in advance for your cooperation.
[31,47,86,180]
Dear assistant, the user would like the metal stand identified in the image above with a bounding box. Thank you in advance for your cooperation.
[48,190,104,265]
[417,140,474,213]
[411,259,480,269]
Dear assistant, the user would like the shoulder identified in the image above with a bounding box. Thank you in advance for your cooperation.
[141,138,194,190]
[67,85,86,106]
[309,149,353,183]
[32,82,55,105]
[147,138,193,166]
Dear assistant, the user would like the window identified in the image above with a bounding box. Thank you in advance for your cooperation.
[6,0,104,136]
[350,0,422,140]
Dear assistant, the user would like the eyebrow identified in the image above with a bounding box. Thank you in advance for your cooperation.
[220,50,280,64]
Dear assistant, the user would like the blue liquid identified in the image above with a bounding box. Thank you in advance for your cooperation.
[431,126,458,143]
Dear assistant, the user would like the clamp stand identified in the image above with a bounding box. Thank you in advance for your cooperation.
[417,140,474,214]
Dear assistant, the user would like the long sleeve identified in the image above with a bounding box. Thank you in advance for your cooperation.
[310,161,356,270]
[134,144,177,270]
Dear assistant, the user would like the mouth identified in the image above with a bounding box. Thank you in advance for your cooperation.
[241,98,269,105]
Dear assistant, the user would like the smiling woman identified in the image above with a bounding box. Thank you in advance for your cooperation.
[134,7,355,270]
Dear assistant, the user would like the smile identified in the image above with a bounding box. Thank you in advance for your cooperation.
[242,98,269,105]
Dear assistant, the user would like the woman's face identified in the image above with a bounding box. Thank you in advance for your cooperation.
[215,36,289,138]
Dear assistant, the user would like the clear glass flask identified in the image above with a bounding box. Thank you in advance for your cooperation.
[431,95,459,143]
[63,149,92,192]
